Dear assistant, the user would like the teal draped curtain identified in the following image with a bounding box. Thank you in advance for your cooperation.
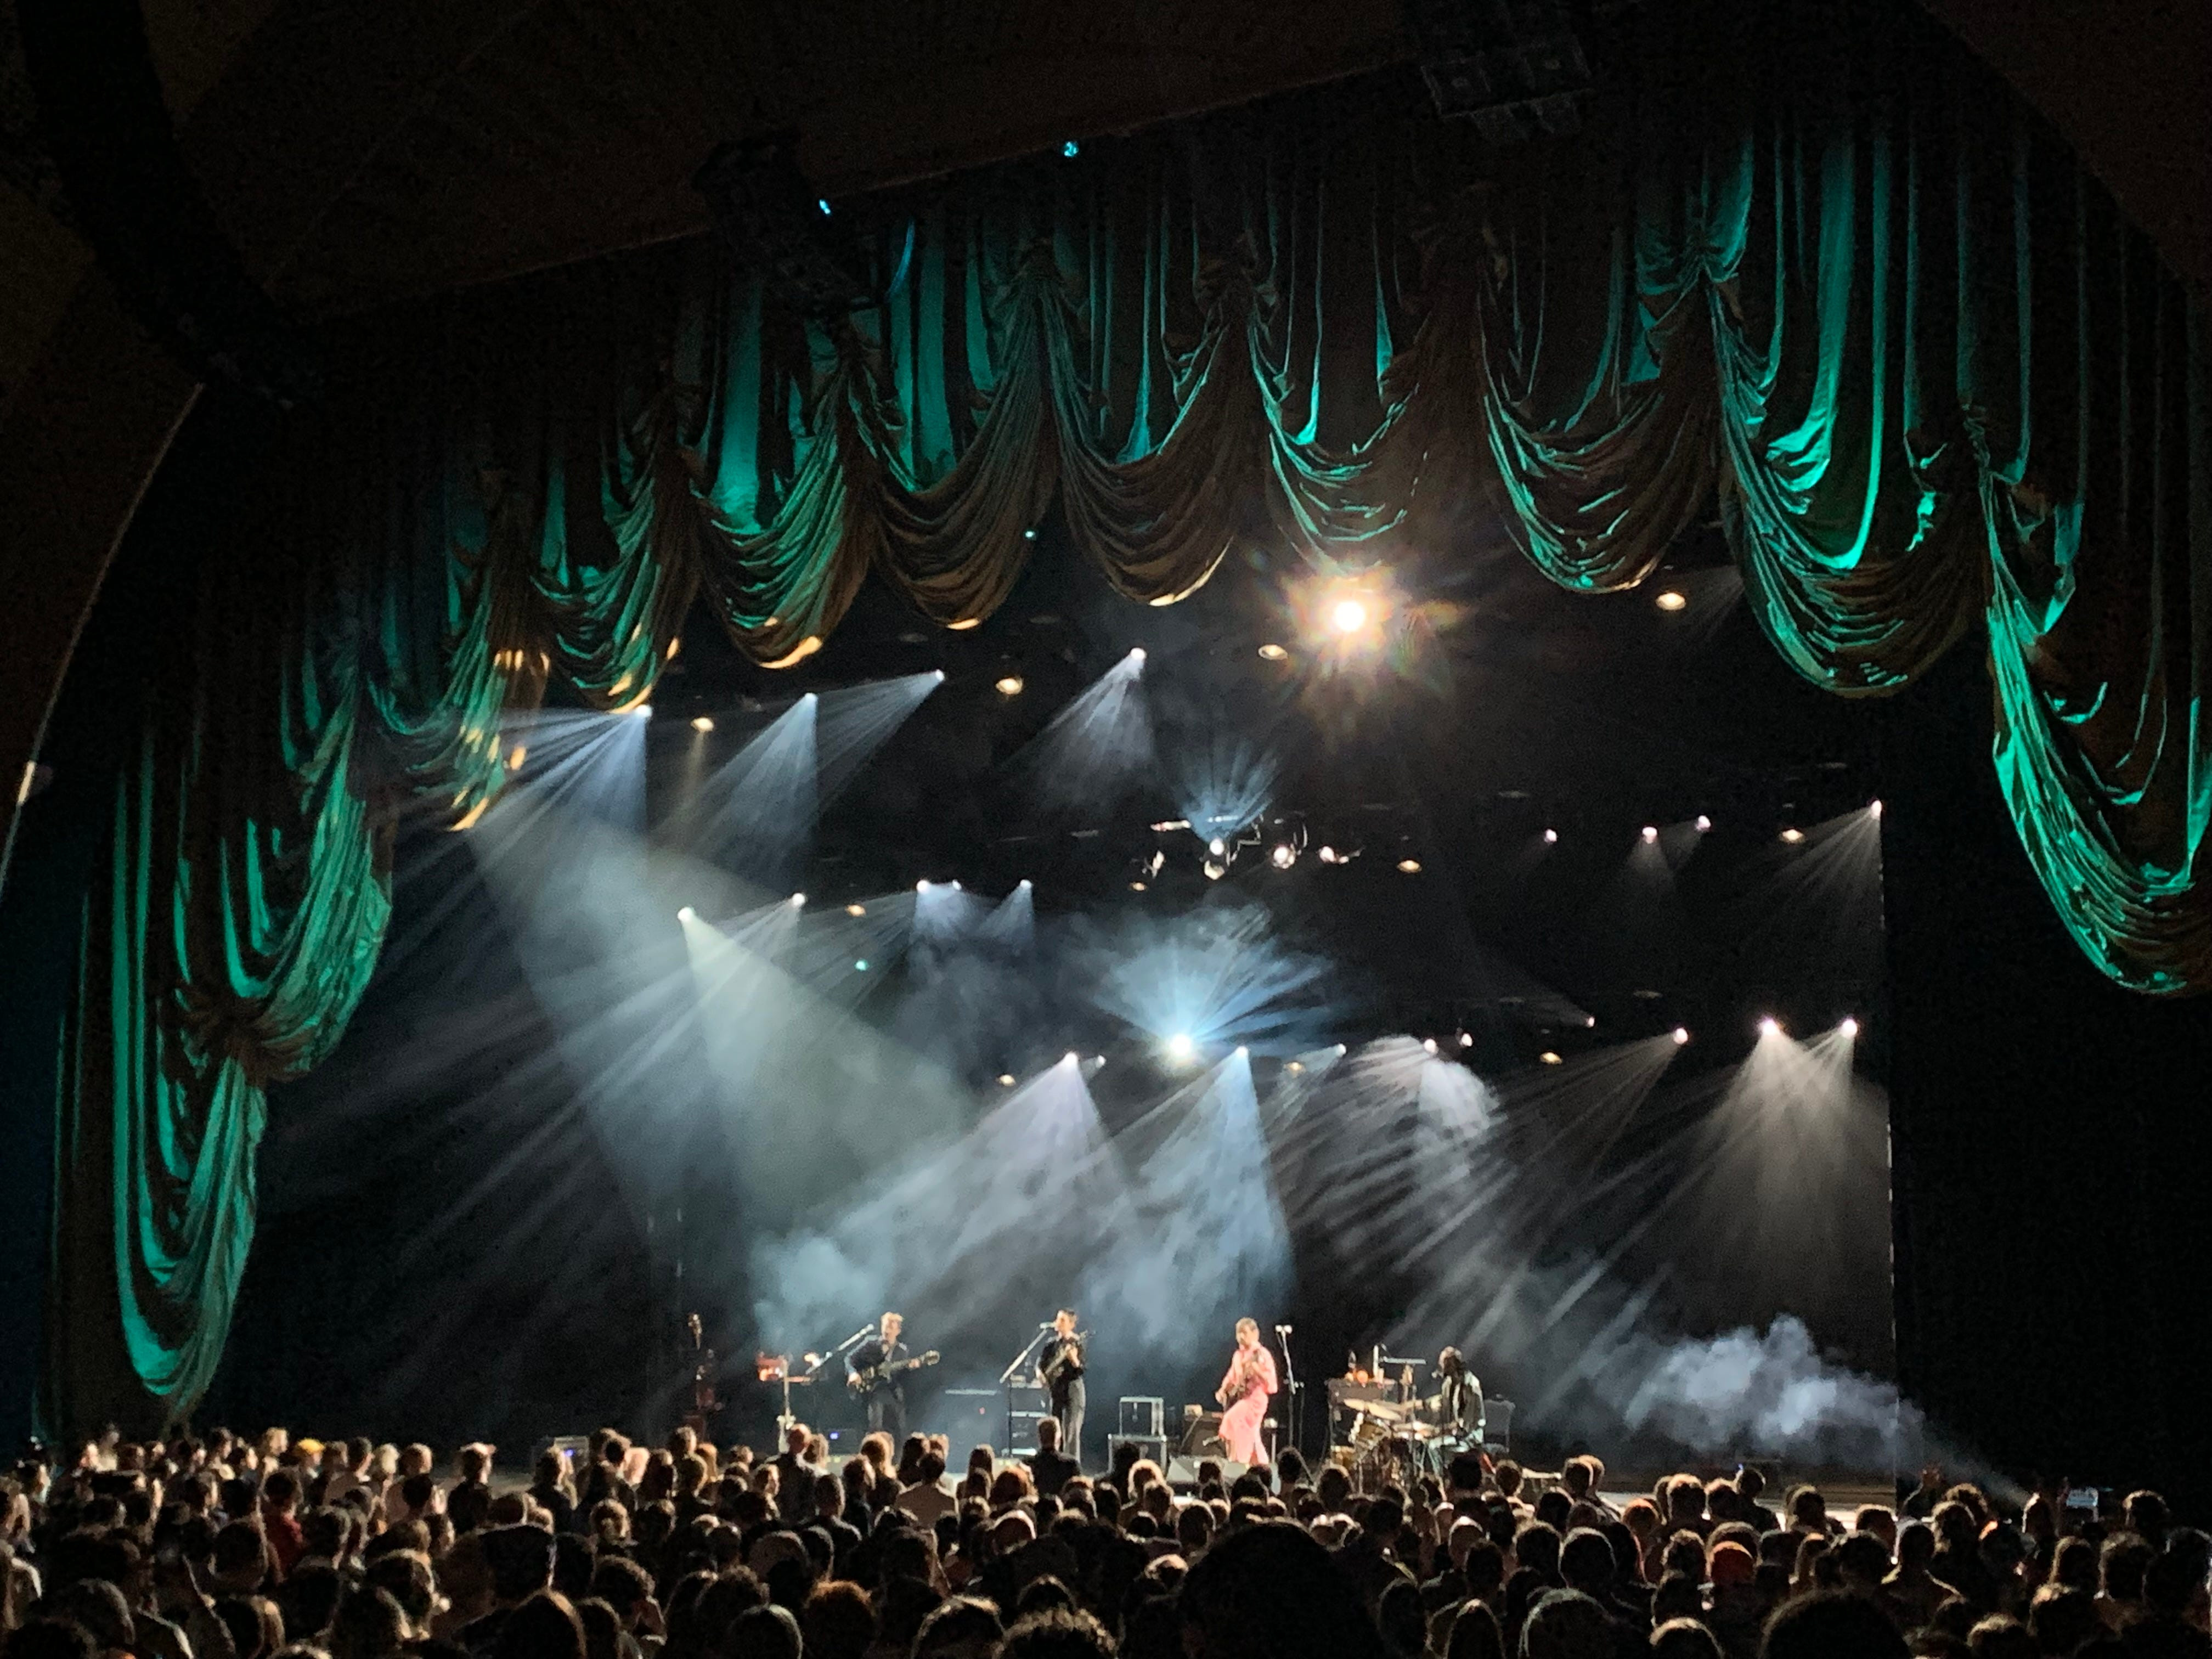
[41,0,2210,1434]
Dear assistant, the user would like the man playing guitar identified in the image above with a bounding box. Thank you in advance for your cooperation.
[1035,1308,1086,1470]
[847,1312,937,1440]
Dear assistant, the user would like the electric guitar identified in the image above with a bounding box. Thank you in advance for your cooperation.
[848,1349,940,1392]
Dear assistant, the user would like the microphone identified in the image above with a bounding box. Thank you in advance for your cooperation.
[1275,1324,1293,1334]
[1039,1321,1056,1329]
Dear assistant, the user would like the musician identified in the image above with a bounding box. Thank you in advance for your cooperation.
[1432,1346,1485,1451]
[847,1312,911,1440]
[1037,1308,1086,1469]
[1214,1317,1278,1466]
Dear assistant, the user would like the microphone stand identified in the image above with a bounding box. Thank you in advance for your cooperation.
[998,1327,1055,1454]
[1274,1327,1301,1460]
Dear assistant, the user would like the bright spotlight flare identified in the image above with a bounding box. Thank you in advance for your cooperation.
[1840,1017,1860,1037]
[1758,1015,1783,1036]
[1165,1033,1196,1063]
[1330,597,1369,635]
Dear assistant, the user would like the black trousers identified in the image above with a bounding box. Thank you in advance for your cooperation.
[867,1389,906,1442]
[1053,1379,1086,1468]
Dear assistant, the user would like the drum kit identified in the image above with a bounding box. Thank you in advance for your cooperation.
[1338,1394,1438,1487]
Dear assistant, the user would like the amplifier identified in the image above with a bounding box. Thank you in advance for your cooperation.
[1107,1433,1167,1472]
[1119,1396,1164,1438]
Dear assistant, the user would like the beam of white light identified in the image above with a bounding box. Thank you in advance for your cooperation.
[814,670,944,803]
[486,708,648,835]
[1728,805,1887,997]
[976,881,1036,955]
[1005,650,1155,817]
[1173,734,1278,845]
[1085,901,1334,1054]
[673,693,819,878]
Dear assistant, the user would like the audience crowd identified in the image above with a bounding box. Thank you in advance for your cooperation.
[2,1423,2204,1659]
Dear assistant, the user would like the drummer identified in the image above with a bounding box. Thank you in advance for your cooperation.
[1428,1347,1484,1446]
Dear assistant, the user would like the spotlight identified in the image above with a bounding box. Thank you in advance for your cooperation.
[1459,1032,1474,1048]
[633,704,653,719]
[1130,881,1148,891]
[816,197,832,216]
[1758,1015,1782,1036]
[1019,878,1032,888]
[845,902,866,917]
[1269,844,1296,870]
[1257,642,1290,662]
[1208,837,1227,856]
[997,1074,1017,1087]
[1203,859,1226,881]
[1672,1026,1690,1045]
[676,906,696,922]
[1335,1043,1347,1054]
[1166,1034,1195,1063]
[1234,1045,1249,1057]
[1128,647,1147,663]
[1640,826,1658,843]
[1330,597,1369,634]
[933,669,946,681]
[790,893,806,907]
[1840,1017,1860,1037]
[507,744,527,771]
[1583,1015,1597,1028]
[691,715,714,732]
[1062,139,1080,158]
[916,879,930,891]
[1023,528,1038,539]
[1286,1061,1305,1074]
[1543,828,1559,844]
[1317,845,1339,864]
[1780,827,1805,844]
[854,958,869,972]
[1423,1038,1438,1054]
[804,691,818,702]
[1655,590,1688,612]
[1539,1051,1562,1065]
[1397,858,1422,873]
[1869,799,1884,820]
[995,675,1025,696]
[950,880,962,889]
[1063,1051,1079,1065]
[1694,815,1712,832]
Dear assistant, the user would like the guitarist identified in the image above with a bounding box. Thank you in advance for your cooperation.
[848,1312,913,1439]
[1037,1308,1087,1469]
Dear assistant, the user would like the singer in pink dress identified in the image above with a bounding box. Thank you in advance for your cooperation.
[1214,1317,1278,1466]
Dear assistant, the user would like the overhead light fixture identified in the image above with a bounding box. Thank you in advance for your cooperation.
[789,893,806,907]
[1459,1032,1474,1048]
[676,906,696,922]
[1539,1051,1562,1065]
[1330,597,1369,634]
[916,879,930,891]
[691,715,715,732]
[1640,826,1658,843]
[1257,642,1290,662]
[845,902,866,917]
[1019,878,1032,889]
[854,958,869,972]
[1063,1051,1080,1065]
[1655,590,1688,612]
[1584,1015,1597,1028]
[1397,858,1423,873]
[1780,827,1805,844]
[632,704,653,719]
[1270,844,1297,870]
[1023,528,1038,540]
[1062,140,1080,159]
[1423,1038,1438,1054]
[1839,1017,1860,1037]
[1694,814,1712,832]
[507,745,527,771]
[1166,1034,1195,1063]
[1672,1027,1690,1046]
[1869,799,1884,820]
[1208,837,1227,856]
[1543,828,1559,845]
[1286,1061,1305,1075]
[1317,845,1339,864]
[1130,880,1148,891]
[997,1074,1017,1087]
[1128,647,1147,662]
[1758,1016,1782,1036]
[995,675,1025,696]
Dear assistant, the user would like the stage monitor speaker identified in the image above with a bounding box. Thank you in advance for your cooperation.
[1168,1455,1250,1487]
[536,1435,590,1466]
[1107,1434,1166,1472]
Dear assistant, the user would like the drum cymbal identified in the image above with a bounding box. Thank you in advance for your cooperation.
[1347,1397,1405,1423]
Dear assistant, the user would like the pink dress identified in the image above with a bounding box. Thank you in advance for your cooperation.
[1217,1342,1278,1465]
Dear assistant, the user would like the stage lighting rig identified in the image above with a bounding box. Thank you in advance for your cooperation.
[1407,0,1592,142]
[693,131,915,317]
